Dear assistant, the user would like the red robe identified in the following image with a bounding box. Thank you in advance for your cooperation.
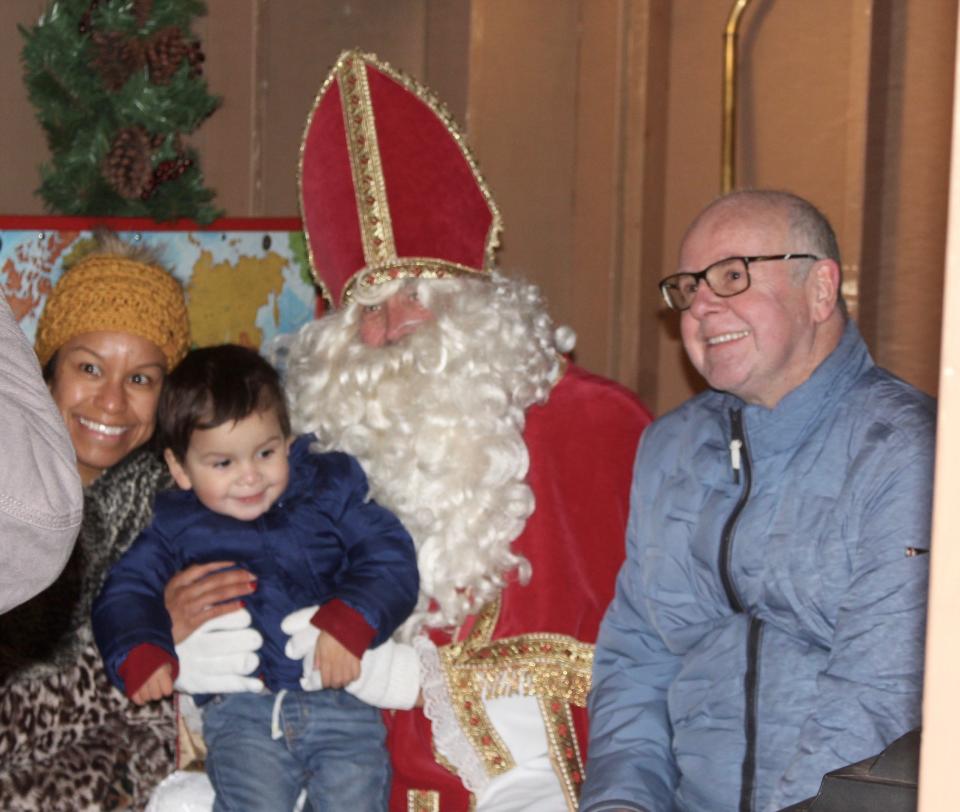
[385,363,653,810]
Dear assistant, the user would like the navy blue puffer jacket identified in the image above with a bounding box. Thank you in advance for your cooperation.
[94,436,418,694]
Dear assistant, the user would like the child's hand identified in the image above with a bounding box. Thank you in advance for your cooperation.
[314,632,361,689]
[131,663,174,705]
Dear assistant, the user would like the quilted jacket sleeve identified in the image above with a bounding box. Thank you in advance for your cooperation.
[310,452,419,650]
[580,440,680,812]
[92,513,181,692]
[0,294,83,614]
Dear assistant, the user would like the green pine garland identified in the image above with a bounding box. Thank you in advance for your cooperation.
[21,0,222,223]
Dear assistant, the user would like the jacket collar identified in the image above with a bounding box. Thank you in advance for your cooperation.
[718,318,873,455]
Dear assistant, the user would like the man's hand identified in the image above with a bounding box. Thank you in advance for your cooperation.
[164,560,257,644]
[314,632,361,689]
[132,663,173,705]
[174,608,264,694]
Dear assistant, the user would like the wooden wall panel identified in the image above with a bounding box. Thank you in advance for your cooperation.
[860,1,956,396]
[467,0,665,391]
[467,0,580,323]
[619,1,671,406]
[191,0,258,216]
[257,0,428,216]
[1,1,65,216]
[0,0,956,414]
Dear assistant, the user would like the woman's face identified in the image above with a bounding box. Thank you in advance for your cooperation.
[49,331,167,485]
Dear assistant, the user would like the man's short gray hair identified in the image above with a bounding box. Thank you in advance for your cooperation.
[707,188,841,265]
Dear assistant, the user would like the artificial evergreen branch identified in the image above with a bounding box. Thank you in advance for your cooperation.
[21,0,221,223]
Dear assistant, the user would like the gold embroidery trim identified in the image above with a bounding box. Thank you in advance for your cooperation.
[337,53,397,268]
[540,695,585,811]
[344,257,487,303]
[463,594,501,649]
[438,597,594,779]
[442,632,594,700]
[406,789,439,812]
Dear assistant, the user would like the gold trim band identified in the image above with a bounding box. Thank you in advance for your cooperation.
[345,257,489,302]
[337,54,397,267]
[541,696,585,811]
[406,789,440,812]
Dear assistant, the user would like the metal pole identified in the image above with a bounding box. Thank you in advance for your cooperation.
[722,0,755,193]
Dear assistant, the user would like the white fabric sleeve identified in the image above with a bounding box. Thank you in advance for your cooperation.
[476,695,567,812]
[0,294,82,614]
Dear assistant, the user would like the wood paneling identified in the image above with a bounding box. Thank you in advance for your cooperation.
[1,0,957,408]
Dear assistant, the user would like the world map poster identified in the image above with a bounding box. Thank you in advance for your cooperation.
[0,216,319,353]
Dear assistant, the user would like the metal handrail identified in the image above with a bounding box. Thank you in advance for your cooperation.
[722,0,756,193]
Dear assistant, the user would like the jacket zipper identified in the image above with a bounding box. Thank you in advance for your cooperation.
[741,617,762,812]
[719,409,750,613]
[719,408,761,812]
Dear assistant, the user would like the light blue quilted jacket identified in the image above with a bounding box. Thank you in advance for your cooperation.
[581,320,935,812]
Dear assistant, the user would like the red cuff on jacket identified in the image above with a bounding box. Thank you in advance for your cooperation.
[119,643,179,699]
[310,599,376,659]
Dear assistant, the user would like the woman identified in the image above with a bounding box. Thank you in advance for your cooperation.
[0,234,253,811]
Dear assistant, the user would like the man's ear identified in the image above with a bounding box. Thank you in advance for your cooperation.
[808,259,841,322]
[163,448,193,491]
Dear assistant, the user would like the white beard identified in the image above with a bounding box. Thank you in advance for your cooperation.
[285,274,568,636]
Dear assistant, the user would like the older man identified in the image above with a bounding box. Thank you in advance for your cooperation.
[580,190,935,812]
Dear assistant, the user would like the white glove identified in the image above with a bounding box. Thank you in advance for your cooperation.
[346,639,421,710]
[281,604,323,690]
[280,606,420,707]
[174,608,264,694]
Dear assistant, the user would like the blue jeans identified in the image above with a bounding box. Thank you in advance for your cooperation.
[202,690,390,812]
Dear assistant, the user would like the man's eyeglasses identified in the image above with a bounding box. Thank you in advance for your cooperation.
[659,254,820,311]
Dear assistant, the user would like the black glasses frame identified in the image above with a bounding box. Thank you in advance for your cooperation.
[659,253,821,311]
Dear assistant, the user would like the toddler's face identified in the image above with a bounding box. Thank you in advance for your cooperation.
[165,409,292,521]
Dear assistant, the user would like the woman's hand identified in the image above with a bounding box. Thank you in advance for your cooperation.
[164,560,256,644]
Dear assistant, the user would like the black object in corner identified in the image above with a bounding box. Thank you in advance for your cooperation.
[778,728,920,812]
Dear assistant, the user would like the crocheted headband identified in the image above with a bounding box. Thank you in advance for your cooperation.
[35,255,191,371]
[299,49,502,306]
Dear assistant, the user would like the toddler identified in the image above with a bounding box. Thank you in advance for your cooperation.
[93,344,418,811]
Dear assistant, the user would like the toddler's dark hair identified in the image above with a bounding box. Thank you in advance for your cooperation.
[159,344,291,461]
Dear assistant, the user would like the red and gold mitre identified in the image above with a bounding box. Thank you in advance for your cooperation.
[299,49,502,307]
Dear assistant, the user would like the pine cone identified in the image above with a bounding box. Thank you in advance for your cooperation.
[91,31,145,91]
[132,0,154,28]
[145,27,189,85]
[103,127,153,199]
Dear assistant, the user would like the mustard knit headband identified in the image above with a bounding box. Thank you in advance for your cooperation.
[35,256,191,371]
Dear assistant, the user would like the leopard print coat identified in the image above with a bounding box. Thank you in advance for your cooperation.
[0,448,177,811]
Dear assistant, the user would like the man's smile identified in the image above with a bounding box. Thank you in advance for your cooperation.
[706,330,751,347]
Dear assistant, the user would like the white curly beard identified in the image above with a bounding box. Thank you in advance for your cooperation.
[284,273,570,637]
